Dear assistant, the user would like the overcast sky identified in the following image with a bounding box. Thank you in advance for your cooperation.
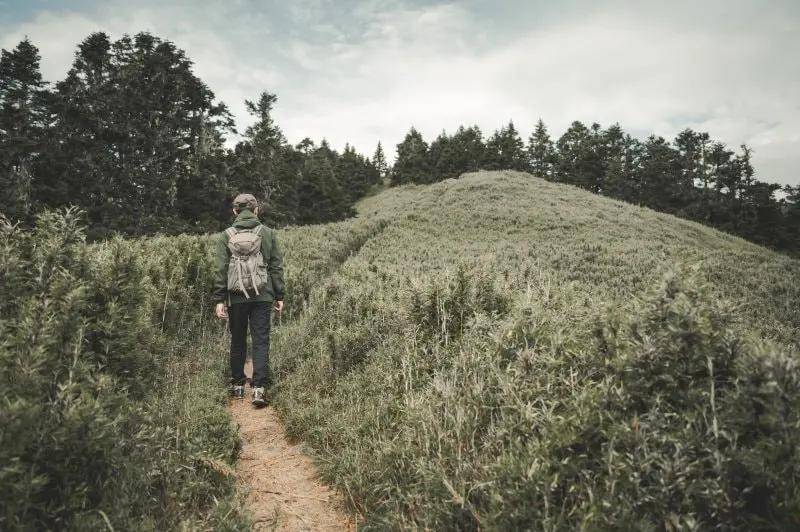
[2,0,799,185]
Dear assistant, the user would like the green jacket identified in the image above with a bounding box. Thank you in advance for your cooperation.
[213,209,285,305]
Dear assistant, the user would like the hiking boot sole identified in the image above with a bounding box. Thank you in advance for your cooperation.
[252,397,267,407]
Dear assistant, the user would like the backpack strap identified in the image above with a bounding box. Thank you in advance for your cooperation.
[254,225,264,236]
[224,227,237,240]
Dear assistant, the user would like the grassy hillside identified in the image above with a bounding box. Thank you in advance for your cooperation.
[270,170,800,530]
[4,170,797,529]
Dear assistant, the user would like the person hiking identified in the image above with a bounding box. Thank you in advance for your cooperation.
[213,193,285,407]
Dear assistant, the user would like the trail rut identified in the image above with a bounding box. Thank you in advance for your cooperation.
[229,360,354,531]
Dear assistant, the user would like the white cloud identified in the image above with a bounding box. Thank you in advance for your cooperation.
[270,3,800,185]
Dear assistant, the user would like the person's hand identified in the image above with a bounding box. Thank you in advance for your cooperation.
[273,300,284,314]
[215,302,228,319]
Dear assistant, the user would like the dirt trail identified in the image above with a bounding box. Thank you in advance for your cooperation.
[229,360,355,531]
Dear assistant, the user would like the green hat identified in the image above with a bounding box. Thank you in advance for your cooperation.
[233,193,258,211]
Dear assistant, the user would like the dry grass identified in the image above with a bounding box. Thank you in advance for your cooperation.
[269,170,800,530]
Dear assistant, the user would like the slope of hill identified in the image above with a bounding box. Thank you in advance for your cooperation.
[4,170,798,529]
[270,171,800,529]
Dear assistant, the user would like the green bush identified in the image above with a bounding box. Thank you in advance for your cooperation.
[0,209,247,530]
[488,271,800,530]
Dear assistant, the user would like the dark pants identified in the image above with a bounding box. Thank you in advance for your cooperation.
[228,301,272,388]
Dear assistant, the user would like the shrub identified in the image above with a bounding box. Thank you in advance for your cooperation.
[490,270,800,530]
[0,210,247,530]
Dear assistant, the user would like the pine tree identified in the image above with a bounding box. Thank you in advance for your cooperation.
[428,131,456,180]
[555,121,589,185]
[42,32,232,236]
[297,147,350,223]
[604,134,642,202]
[0,38,48,219]
[391,127,430,185]
[527,119,556,179]
[179,110,233,231]
[738,179,783,246]
[638,135,682,212]
[336,143,369,202]
[451,125,485,175]
[372,141,388,181]
[234,91,288,222]
[675,129,708,189]
[43,32,114,232]
[295,137,314,154]
[485,121,527,171]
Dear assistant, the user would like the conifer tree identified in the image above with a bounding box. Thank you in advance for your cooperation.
[297,147,350,223]
[450,125,485,175]
[603,134,642,202]
[555,121,589,184]
[675,129,710,189]
[42,32,231,236]
[296,137,315,154]
[428,131,457,180]
[638,135,682,211]
[336,143,369,202]
[36,32,114,231]
[484,121,527,171]
[372,141,389,181]
[527,119,556,179]
[0,38,48,219]
[234,91,290,222]
[392,127,430,185]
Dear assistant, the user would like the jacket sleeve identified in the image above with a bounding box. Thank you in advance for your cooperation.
[212,232,229,304]
[268,230,285,301]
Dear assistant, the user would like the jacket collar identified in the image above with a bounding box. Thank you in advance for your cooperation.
[232,209,260,229]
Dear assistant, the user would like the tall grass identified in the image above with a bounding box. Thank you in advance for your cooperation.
[0,205,388,530]
[270,171,800,529]
[0,209,247,530]
[3,170,798,530]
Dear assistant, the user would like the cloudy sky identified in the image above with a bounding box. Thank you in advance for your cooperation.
[2,0,799,185]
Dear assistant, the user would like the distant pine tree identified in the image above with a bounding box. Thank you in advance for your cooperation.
[0,38,48,220]
[450,125,485,175]
[603,133,642,202]
[372,141,389,181]
[555,121,604,191]
[392,127,430,185]
[234,91,291,223]
[336,144,369,202]
[298,147,351,223]
[485,121,527,171]
[527,119,556,179]
[638,135,682,211]
[428,131,457,180]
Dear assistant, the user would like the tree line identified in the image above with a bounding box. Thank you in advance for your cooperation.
[2,33,798,251]
[392,121,800,252]
[0,34,382,238]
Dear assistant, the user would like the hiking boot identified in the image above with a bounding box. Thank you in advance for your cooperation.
[230,385,245,399]
[251,386,266,407]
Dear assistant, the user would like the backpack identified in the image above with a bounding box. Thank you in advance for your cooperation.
[225,225,269,299]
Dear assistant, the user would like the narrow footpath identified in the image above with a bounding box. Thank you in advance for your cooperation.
[228,360,355,531]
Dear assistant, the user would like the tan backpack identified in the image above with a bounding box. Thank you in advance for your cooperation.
[225,225,269,298]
